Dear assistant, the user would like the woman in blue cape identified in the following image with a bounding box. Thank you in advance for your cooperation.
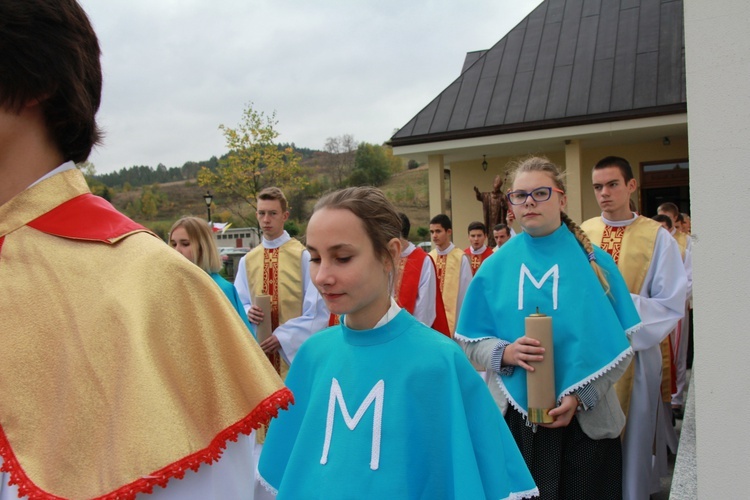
[259,187,537,499]
[169,217,255,338]
[456,157,639,499]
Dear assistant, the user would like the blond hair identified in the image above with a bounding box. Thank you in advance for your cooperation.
[169,217,222,274]
[510,156,610,293]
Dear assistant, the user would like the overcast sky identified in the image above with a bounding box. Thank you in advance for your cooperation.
[79,0,543,174]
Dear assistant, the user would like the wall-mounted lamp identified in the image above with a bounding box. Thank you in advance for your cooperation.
[663,136,671,146]
[481,155,488,172]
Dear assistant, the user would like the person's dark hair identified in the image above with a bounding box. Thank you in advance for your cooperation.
[313,187,401,275]
[398,213,410,240]
[430,214,452,231]
[594,156,634,183]
[493,223,511,236]
[258,187,289,213]
[467,221,487,234]
[652,214,673,230]
[0,0,103,163]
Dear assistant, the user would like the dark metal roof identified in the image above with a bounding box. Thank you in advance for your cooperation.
[391,0,686,146]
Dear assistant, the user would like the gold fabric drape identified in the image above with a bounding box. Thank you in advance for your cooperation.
[0,169,290,499]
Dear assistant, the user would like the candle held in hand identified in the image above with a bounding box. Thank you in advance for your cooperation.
[526,310,556,424]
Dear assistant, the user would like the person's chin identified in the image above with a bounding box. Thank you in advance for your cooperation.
[323,293,347,310]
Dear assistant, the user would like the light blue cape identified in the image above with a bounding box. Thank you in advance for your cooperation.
[456,224,638,417]
[259,309,538,499]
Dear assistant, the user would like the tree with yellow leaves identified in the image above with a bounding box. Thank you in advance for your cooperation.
[198,102,307,226]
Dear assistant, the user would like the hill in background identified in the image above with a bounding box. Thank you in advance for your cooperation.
[109,165,431,243]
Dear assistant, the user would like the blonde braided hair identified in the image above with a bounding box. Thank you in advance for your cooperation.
[560,212,610,294]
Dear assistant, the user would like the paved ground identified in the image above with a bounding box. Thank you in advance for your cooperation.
[651,369,690,500]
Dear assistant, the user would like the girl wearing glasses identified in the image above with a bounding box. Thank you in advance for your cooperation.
[456,157,639,499]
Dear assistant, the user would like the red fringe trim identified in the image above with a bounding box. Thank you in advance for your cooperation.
[0,387,294,499]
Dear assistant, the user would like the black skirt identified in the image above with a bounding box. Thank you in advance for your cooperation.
[505,407,622,500]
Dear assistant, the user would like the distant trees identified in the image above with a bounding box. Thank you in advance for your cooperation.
[124,184,171,220]
[323,134,357,189]
[349,143,403,187]
[95,157,220,189]
[76,161,112,201]
[197,102,308,227]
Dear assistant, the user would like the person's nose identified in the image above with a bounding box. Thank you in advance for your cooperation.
[313,260,334,288]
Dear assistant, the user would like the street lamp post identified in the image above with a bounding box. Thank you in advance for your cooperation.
[203,190,213,222]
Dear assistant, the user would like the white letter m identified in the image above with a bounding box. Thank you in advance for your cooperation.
[518,263,559,310]
[321,378,384,470]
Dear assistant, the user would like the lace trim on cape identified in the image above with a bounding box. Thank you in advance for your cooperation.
[453,333,494,343]
[504,486,542,500]
[625,321,643,338]
[495,345,634,421]
[256,468,279,496]
[0,387,293,500]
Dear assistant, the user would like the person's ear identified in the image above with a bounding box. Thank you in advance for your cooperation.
[385,238,401,273]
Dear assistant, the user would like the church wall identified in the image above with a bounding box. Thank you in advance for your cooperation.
[684,0,750,495]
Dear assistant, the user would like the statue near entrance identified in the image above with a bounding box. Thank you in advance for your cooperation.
[474,174,508,246]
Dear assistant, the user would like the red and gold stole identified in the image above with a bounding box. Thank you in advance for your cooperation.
[599,225,627,264]
[434,253,447,293]
[465,247,494,275]
[469,254,482,275]
[262,247,283,372]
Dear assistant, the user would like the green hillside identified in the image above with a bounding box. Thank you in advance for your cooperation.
[109,166,431,242]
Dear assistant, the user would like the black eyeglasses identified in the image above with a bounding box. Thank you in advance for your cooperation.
[506,186,564,206]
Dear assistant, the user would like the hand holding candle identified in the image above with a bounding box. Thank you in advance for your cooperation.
[526,310,556,424]
[255,294,273,343]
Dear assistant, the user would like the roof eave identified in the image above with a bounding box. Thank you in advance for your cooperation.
[389,103,688,148]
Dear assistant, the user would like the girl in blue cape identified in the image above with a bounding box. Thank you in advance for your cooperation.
[169,217,255,338]
[456,157,639,499]
[259,187,537,499]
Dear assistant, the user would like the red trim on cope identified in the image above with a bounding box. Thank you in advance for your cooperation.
[0,388,293,499]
